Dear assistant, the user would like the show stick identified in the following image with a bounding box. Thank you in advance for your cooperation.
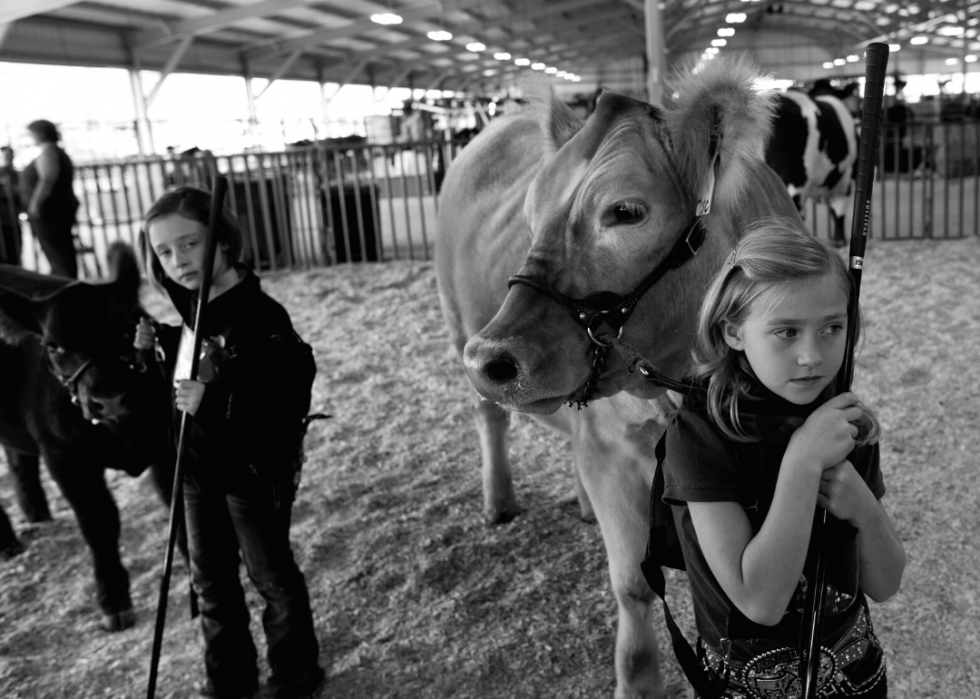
[800,43,889,699]
[146,176,228,699]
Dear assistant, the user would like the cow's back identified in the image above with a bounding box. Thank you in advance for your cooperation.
[435,115,544,350]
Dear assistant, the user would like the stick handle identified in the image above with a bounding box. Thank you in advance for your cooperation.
[801,44,888,699]
[146,177,229,699]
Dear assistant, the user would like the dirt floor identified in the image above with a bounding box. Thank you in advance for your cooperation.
[1,236,978,698]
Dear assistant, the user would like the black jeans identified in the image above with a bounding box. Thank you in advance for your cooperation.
[29,214,77,278]
[184,470,322,697]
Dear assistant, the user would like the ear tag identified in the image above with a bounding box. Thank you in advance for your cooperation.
[695,148,720,217]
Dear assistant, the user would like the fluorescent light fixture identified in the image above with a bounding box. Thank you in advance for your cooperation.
[545,67,558,74]
[946,57,960,65]
[711,38,727,47]
[823,61,835,69]
[846,54,858,62]
[718,27,735,37]
[725,12,746,22]
[889,43,901,52]
[494,52,511,60]
[966,54,978,62]
[705,47,720,55]
[834,58,846,66]
[910,36,928,45]
[427,30,452,41]
[370,13,402,25]
[514,57,530,66]
[531,62,546,70]
[466,42,486,52]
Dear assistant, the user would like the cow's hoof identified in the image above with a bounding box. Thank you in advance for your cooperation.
[484,506,521,525]
[559,492,596,523]
[1,539,27,560]
[102,608,137,632]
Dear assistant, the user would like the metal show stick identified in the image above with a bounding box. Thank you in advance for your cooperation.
[800,43,889,699]
[146,176,228,699]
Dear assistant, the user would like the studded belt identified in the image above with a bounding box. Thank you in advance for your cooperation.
[700,604,884,699]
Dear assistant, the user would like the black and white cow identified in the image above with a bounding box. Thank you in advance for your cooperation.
[765,87,857,247]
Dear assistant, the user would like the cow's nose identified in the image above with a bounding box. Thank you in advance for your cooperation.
[84,394,127,421]
[483,354,520,384]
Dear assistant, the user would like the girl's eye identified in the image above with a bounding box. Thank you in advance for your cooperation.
[774,328,797,339]
[158,249,171,258]
[824,323,844,335]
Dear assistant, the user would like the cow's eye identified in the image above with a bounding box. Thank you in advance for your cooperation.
[609,202,645,225]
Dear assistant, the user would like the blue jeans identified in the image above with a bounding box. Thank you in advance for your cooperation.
[184,470,322,697]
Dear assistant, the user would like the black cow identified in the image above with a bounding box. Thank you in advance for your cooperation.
[766,87,857,247]
[0,243,177,631]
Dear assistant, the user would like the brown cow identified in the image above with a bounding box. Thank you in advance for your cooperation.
[435,57,806,697]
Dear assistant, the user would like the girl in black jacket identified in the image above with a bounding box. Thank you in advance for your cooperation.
[136,186,323,699]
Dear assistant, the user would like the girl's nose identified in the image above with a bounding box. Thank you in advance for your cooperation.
[796,337,823,368]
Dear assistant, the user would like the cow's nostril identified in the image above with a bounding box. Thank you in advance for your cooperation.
[484,356,519,384]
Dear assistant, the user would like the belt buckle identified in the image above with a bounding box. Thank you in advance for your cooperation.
[743,647,835,699]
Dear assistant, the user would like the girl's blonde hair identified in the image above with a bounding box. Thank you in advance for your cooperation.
[690,219,879,444]
[137,185,244,291]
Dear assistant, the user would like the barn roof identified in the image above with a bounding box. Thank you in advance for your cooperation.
[1,0,976,94]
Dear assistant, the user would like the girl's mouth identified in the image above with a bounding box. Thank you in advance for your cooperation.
[791,376,822,385]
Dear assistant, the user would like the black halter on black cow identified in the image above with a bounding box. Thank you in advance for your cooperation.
[0,243,178,631]
[765,83,858,247]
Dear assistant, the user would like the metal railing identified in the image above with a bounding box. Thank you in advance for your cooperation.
[5,118,978,278]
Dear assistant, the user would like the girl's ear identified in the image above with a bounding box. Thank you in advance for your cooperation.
[722,321,744,351]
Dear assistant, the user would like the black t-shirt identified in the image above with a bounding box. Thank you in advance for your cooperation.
[661,406,885,661]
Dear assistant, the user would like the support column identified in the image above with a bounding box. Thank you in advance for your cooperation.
[242,58,259,144]
[126,47,156,156]
[645,0,665,106]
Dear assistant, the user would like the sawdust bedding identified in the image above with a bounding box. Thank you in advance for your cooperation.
[0,236,977,698]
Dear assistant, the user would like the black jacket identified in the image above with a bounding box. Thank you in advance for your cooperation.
[156,267,312,487]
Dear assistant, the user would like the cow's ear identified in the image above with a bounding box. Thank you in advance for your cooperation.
[105,241,142,309]
[664,55,776,214]
[522,75,583,154]
[0,291,44,343]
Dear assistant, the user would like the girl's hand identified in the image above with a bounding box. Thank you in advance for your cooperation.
[785,392,863,473]
[818,459,876,526]
[134,318,156,350]
[175,380,205,416]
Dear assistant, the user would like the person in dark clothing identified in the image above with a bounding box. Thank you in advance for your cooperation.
[135,186,324,699]
[0,145,22,265]
[659,224,905,697]
[21,120,80,278]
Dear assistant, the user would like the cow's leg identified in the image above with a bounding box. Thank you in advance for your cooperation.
[829,198,849,248]
[474,395,520,524]
[572,416,662,699]
[0,502,26,559]
[43,453,135,631]
[4,448,52,523]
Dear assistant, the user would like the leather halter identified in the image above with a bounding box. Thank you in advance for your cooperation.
[45,343,144,415]
[507,216,708,408]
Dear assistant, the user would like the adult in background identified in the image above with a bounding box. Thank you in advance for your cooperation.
[21,119,80,278]
[0,145,22,265]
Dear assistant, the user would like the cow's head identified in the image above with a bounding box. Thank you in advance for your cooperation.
[463,57,804,414]
[0,243,146,423]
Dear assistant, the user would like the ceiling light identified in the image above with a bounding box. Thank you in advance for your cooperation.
[889,43,901,52]
[938,25,964,37]
[834,58,846,66]
[966,54,978,62]
[545,67,558,74]
[718,27,736,37]
[515,58,530,66]
[712,38,727,47]
[531,62,546,70]
[427,30,452,41]
[910,36,928,45]
[494,52,511,60]
[846,54,859,62]
[705,47,720,55]
[726,12,747,22]
[370,13,402,25]
[946,57,960,65]
[823,61,835,69]
[466,42,486,52]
